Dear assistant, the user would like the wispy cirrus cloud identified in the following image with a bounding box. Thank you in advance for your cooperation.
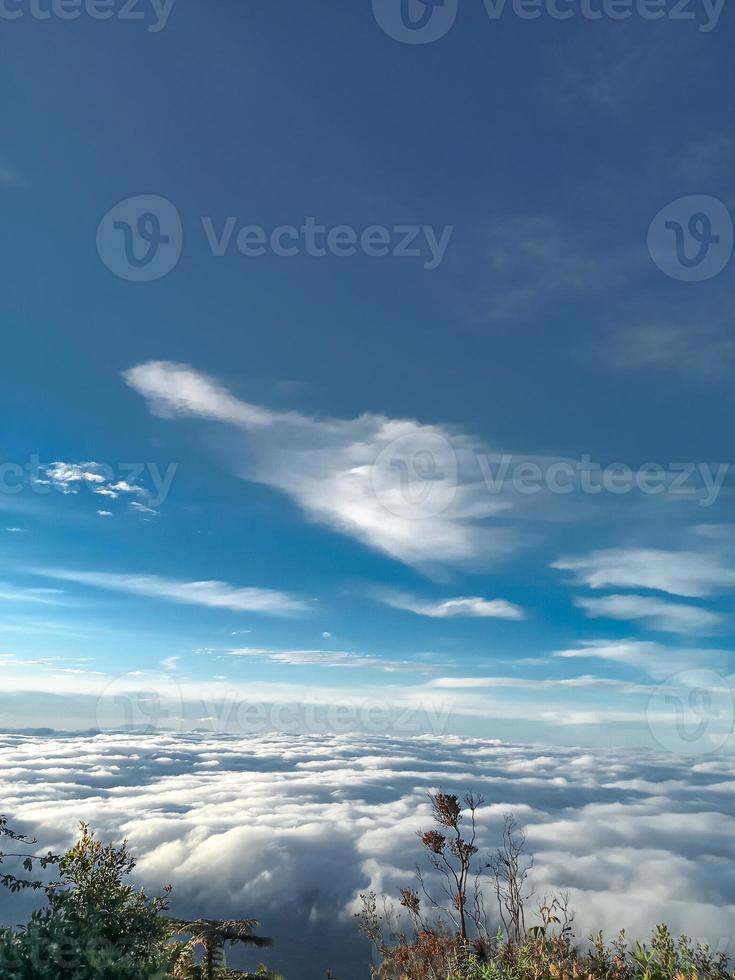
[574,594,723,634]
[227,647,433,672]
[0,584,67,605]
[35,568,308,616]
[479,215,636,323]
[129,501,159,518]
[552,638,733,679]
[374,590,525,620]
[429,674,650,693]
[0,651,97,670]
[123,362,732,571]
[123,360,515,570]
[0,158,24,186]
[553,639,670,669]
[600,323,735,379]
[553,547,735,597]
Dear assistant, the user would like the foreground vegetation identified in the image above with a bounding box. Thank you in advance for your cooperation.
[0,816,281,979]
[356,793,733,980]
[1,796,732,980]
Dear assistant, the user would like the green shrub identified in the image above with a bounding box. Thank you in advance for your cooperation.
[0,818,278,980]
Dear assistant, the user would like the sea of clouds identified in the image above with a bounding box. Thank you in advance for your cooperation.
[1,731,734,978]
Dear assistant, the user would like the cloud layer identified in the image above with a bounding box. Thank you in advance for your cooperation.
[1,732,734,979]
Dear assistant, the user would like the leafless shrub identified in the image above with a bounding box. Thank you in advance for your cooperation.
[487,814,533,944]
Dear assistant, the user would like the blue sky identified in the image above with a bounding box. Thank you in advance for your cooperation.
[2,0,735,747]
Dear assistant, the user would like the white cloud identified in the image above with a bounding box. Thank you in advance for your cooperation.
[575,594,723,634]
[0,584,66,605]
[93,481,146,501]
[227,647,432,672]
[129,502,159,517]
[429,675,649,693]
[110,481,147,497]
[0,158,23,185]
[0,652,97,671]
[552,639,670,669]
[38,462,106,493]
[553,547,735,597]
[480,215,635,323]
[123,362,730,571]
[375,590,525,620]
[35,462,152,507]
[601,323,735,378]
[96,510,114,518]
[123,361,290,427]
[123,361,515,569]
[35,568,308,616]
[552,638,732,679]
